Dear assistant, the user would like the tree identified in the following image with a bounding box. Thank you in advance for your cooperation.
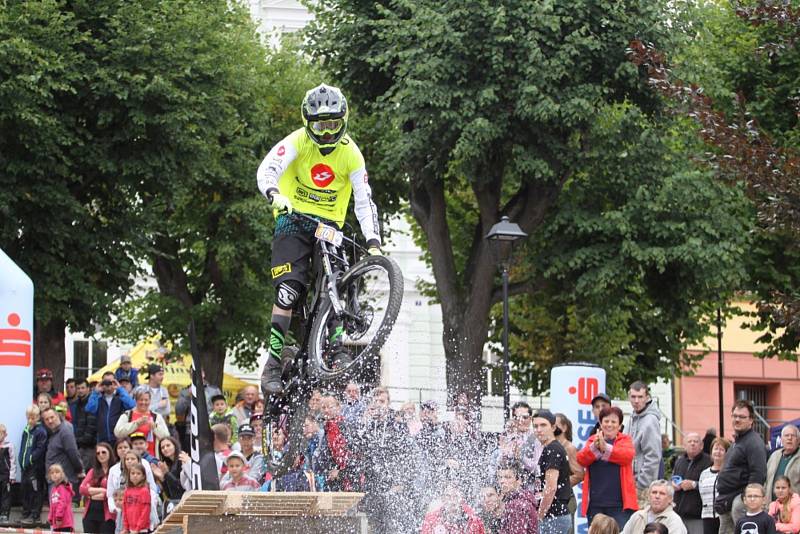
[0,0,140,386]
[306,0,677,400]
[628,0,800,358]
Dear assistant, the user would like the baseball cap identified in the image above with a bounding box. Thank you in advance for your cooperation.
[129,432,147,441]
[533,409,556,425]
[225,451,246,464]
[120,355,132,363]
[36,368,54,380]
[147,363,163,375]
[238,424,255,437]
[591,392,612,406]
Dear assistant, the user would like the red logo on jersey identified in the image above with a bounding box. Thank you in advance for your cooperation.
[311,164,335,188]
[277,145,285,156]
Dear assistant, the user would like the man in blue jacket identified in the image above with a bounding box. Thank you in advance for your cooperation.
[18,405,48,527]
[85,371,135,445]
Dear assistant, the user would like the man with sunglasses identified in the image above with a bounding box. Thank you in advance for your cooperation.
[257,84,382,395]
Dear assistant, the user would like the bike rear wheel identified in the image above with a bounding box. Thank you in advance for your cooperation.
[308,254,403,380]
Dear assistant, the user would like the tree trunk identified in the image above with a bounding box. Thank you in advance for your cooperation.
[195,328,225,389]
[34,317,66,391]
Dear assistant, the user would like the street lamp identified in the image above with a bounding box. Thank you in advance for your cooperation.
[486,216,528,421]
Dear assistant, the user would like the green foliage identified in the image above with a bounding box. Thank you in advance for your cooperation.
[0,0,139,336]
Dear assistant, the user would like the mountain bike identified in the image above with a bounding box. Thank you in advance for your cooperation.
[260,211,403,477]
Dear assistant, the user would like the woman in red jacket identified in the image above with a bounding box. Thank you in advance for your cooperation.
[80,442,117,534]
[122,463,151,534]
[577,406,638,529]
[421,482,486,534]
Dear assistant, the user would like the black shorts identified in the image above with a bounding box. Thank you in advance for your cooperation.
[270,213,338,289]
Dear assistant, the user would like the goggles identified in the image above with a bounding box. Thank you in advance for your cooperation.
[310,119,343,133]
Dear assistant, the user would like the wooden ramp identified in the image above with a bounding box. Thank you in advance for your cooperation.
[156,491,366,534]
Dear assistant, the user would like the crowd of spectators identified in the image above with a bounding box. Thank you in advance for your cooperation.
[1,367,799,534]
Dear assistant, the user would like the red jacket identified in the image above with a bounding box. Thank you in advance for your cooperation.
[80,468,115,522]
[123,484,151,532]
[576,431,639,516]
[48,482,75,530]
[421,502,486,534]
[324,416,350,469]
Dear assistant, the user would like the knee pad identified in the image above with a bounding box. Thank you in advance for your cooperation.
[275,280,305,310]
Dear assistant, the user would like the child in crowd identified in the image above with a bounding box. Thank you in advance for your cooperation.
[219,452,260,492]
[48,463,75,532]
[212,423,232,480]
[0,424,15,524]
[129,433,159,465]
[113,488,125,534]
[736,483,777,534]
[122,463,151,534]
[209,395,239,444]
[114,355,139,388]
[19,405,48,526]
[768,476,800,534]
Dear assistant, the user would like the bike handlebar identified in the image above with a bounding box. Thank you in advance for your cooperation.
[279,210,365,251]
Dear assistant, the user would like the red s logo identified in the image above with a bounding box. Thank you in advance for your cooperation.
[568,377,599,405]
[310,164,335,188]
[277,145,285,156]
[0,313,31,366]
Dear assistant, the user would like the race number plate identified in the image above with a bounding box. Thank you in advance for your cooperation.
[314,222,343,246]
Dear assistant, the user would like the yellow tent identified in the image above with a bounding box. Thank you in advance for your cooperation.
[87,339,255,413]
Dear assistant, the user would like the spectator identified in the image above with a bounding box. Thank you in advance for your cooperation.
[230,384,257,425]
[591,393,613,434]
[36,392,53,415]
[130,433,159,465]
[643,525,668,534]
[555,413,584,487]
[152,436,191,501]
[698,437,731,534]
[79,442,117,534]
[209,394,239,444]
[112,488,125,534]
[589,514,621,534]
[18,405,48,527]
[507,401,542,493]
[114,354,139,388]
[234,424,265,484]
[47,463,75,533]
[766,424,799,499]
[399,402,422,436]
[442,409,482,501]
[496,460,538,534]
[117,377,133,395]
[300,416,326,491]
[577,405,638,528]
[69,378,97,472]
[174,371,222,452]
[532,410,572,533]
[768,475,800,533]
[320,394,353,491]
[212,423,232,480]
[219,451,260,492]
[106,442,157,516]
[34,368,66,407]
[671,432,712,534]
[716,400,768,534]
[342,381,366,424]
[114,389,169,457]
[85,372,136,446]
[420,481,486,534]
[65,378,77,404]
[143,364,171,423]
[734,483,776,534]
[249,412,264,453]
[477,486,504,534]
[43,407,84,486]
[122,462,153,534]
[0,424,14,525]
[621,479,687,534]
[415,399,446,506]
[628,381,662,506]
[308,388,323,420]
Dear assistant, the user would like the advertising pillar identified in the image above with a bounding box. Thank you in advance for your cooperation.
[0,248,34,481]
[551,363,607,534]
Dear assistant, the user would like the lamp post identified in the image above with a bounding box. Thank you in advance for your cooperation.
[486,216,528,421]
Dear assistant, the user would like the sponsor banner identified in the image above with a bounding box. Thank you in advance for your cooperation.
[551,363,606,534]
[0,248,34,481]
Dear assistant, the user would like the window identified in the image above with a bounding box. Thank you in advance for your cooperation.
[73,340,90,380]
[92,341,108,374]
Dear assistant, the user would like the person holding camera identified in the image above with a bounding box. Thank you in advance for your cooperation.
[85,372,136,446]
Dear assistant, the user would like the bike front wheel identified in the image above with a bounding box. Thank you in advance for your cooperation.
[308,254,403,381]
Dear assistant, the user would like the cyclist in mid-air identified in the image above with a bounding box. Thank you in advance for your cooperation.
[257,84,382,395]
